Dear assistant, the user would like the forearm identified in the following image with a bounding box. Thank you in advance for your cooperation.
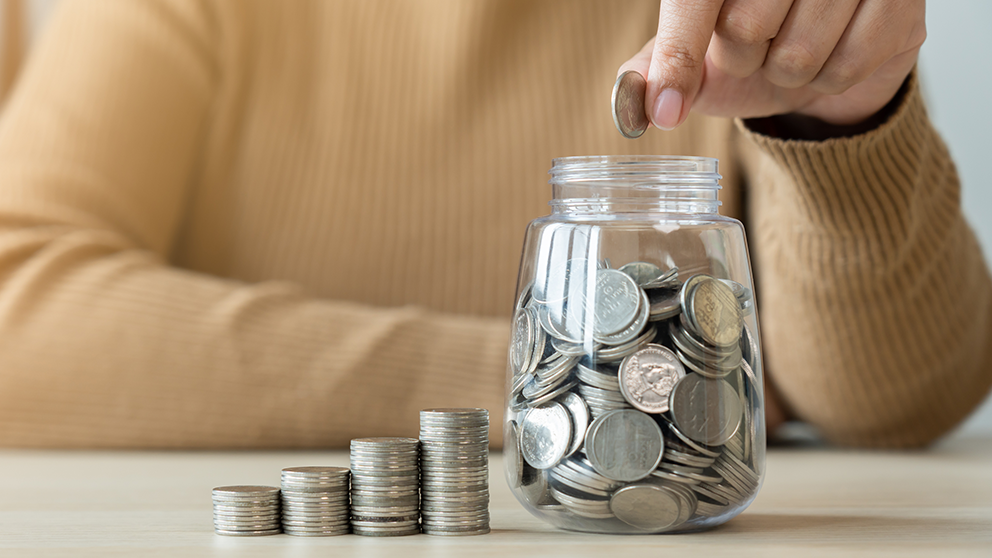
[737,74,992,447]
[0,226,508,448]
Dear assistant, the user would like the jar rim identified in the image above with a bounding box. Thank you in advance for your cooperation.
[551,155,718,173]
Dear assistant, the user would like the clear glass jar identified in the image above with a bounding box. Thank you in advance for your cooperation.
[503,156,765,534]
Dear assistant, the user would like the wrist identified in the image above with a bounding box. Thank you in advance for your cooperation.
[742,76,912,142]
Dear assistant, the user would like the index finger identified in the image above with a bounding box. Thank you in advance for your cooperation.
[647,0,725,130]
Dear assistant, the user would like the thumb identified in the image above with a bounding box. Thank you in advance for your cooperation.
[647,0,724,130]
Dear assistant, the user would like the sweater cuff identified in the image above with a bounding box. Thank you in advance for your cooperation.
[733,70,946,239]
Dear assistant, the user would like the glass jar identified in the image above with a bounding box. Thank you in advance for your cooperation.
[503,156,765,534]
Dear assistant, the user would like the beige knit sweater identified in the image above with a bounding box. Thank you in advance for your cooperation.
[0,0,987,449]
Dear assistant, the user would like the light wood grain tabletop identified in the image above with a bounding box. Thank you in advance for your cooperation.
[1,434,989,557]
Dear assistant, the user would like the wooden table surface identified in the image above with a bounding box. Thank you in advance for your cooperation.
[1,435,990,557]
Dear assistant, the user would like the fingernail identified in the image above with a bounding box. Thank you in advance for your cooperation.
[651,88,684,131]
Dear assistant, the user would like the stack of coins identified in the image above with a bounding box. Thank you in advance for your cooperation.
[349,437,421,536]
[419,408,491,536]
[211,486,281,536]
[507,258,761,532]
[280,467,351,536]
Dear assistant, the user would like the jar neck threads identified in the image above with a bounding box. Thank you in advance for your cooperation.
[548,156,722,215]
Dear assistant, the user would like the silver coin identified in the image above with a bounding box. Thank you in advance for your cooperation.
[619,344,685,414]
[669,374,742,446]
[673,347,738,379]
[575,361,620,391]
[282,466,349,477]
[612,70,649,139]
[717,278,746,300]
[212,485,280,498]
[577,383,629,403]
[648,288,681,321]
[510,307,536,376]
[554,459,617,492]
[527,380,578,408]
[519,468,549,506]
[283,529,351,537]
[669,319,733,358]
[515,281,533,312]
[592,269,641,337]
[533,257,595,305]
[595,288,650,346]
[504,420,523,488]
[519,402,572,470]
[549,468,612,498]
[610,483,683,531]
[214,528,281,537]
[558,392,590,457]
[211,505,280,515]
[642,267,680,290]
[618,261,663,286]
[685,276,742,348]
[585,409,664,482]
[595,325,655,362]
[537,302,583,344]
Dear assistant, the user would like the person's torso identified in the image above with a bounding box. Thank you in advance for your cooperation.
[173,0,740,317]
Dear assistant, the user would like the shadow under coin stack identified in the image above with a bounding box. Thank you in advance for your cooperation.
[280,466,351,536]
[349,437,421,536]
[211,486,281,536]
[419,408,491,536]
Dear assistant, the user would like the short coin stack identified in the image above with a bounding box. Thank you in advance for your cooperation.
[280,467,351,536]
[419,408,491,536]
[349,437,421,536]
[211,486,281,536]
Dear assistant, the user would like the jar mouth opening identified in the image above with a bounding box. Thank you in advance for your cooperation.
[549,156,721,187]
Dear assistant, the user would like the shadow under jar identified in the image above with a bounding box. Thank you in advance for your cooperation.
[504,156,766,534]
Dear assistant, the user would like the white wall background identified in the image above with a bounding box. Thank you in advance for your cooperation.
[920,0,992,436]
[2,0,990,437]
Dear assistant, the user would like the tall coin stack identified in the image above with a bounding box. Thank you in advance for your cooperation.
[280,466,351,536]
[349,437,421,536]
[419,408,491,536]
[211,486,281,536]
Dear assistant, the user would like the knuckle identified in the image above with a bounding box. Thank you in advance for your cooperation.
[654,41,705,74]
[717,13,774,47]
[767,40,822,84]
[823,59,866,93]
[908,22,927,49]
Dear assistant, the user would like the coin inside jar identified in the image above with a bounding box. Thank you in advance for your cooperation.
[592,269,642,337]
[683,276,742,348]
[610,483,683,531]
[669,374,743,447]
[585,409,664,482]
[519,402,572,470]
[618,343,685,414]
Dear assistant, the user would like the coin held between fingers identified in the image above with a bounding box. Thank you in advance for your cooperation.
[612,71,649,139]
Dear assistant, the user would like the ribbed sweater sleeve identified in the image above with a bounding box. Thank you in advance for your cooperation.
[736,74,992,448]
[0,0,507,449]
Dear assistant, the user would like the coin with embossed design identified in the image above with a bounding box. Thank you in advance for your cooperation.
[519,402,572,470]
[618,344,685,414]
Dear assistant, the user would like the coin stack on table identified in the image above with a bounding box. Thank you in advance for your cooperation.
[279,466,351,536]
[349,437,422,536]
[211,486,282,536]
[419,408,491,536]
[507,259,762,533]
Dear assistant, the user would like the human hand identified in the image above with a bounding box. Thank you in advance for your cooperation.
[619,0,926,130]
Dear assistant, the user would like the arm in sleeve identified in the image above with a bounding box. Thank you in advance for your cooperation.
[0,0,508,449]
[735,72,992,448]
